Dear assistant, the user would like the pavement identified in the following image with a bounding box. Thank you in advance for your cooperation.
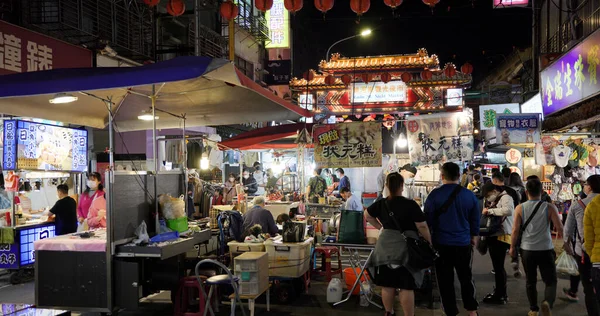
[0,251,591,316]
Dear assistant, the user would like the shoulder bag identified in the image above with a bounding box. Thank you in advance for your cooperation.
[514,201,544,252]
[480,193,508,237]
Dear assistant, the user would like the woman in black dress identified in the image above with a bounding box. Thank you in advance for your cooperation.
[366,172,432,316]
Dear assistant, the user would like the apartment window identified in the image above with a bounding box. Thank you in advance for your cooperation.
[235,56,254,79]
[237,0,252,30]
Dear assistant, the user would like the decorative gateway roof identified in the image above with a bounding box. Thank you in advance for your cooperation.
[289,72,472,90]
[319,49,439,73]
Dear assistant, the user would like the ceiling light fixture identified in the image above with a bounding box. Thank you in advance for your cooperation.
[137,110,159,121]
[49,93,78,104]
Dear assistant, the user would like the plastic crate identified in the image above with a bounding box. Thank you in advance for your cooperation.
[234,252,269,295]
[238,281,261,296]
[264,237,313,278]
[228,241,265,256]
[234,252,269,272]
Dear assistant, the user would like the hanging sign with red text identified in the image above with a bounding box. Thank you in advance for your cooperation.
[313,122,382,168]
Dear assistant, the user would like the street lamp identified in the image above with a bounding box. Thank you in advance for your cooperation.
[325,29,372,61]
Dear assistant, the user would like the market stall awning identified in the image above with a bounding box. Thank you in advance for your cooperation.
[0,57,312,131]
[219,123,314,150]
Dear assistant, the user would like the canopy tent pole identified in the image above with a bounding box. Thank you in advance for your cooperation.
[105,98,114,311]
[152,84,159,231]
[182,115,188,217]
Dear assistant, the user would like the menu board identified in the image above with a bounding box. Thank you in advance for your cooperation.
[3,120,88,172]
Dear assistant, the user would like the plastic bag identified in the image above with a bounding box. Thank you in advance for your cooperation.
[77,219,89,232]
[556,251,579,276]
[133,221,150,244]
[158,194,185,220]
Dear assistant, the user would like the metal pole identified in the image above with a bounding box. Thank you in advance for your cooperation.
[228,19,235,61]
[105,99,114,312]
[194,0,200,56]
[152,84,159,231]
[183,116,188,217]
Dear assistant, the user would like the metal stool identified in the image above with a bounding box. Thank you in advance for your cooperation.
[195,259,246,316]
[312,246,343,282]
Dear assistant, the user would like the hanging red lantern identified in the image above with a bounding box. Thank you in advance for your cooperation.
[220,1,239,21]
[400,72,412,83]
[350,0,370,16]
[383,0,403,9]
[361,73,373,84]
[444,64,457,78]
[420,69,433,80]
[341,74,352,86]
[324,75,336,86]
[167,0,186,16]
[461,62,474,75]
[284,0,303,13]
[422,0,440,8]
[255,0,274,11]
[303,70,315,81]
[143,0,160,7]
[314,0,335,14]
[380,72,392,83]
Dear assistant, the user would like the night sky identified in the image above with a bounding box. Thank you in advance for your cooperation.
[291,0,533,85]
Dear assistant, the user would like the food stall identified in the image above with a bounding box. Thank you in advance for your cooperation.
[0,56,311,313]
[0,120,87,284]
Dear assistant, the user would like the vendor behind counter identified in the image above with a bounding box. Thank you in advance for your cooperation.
[242,196,278,238]
[48,184,77,235]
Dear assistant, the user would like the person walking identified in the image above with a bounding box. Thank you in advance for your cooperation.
[424,162,480,316]
[584,190,600,315]
[510,178,563,316]
[563,175,600,315]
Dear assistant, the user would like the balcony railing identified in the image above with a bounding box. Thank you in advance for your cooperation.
[188,22,227,59]
[233,14,270,42]
[541,3,600,54]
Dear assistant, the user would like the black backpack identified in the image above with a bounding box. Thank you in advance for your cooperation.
[218,210,244,242]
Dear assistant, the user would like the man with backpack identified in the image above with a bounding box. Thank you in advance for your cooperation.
[306,168,327,203]
[510,178,563,316]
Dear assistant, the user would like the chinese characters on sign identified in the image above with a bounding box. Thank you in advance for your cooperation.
[0,21,92,75]
[349,81,408,104]
[264,59,291,85]
[0,243,18,269]
[406,112,475,165]
[478,104,520,130]
[540,28,600,116]
[265,0,290,49]
[495,113,541,145]
[313,122,382,168]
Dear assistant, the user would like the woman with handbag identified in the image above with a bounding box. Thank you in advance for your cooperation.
[481,182,514,305]
[366,172,432,316]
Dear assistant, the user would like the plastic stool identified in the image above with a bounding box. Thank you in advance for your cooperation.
[312,246,343,282]
[174,276,211,316]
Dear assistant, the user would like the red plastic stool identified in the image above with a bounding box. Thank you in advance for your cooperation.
[312,246,343,282]
[174,276,214,316]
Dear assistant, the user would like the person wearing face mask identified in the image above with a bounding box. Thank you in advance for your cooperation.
[224,173,238,204]
[399,164,418,199]
[242,169,258,196]
[84,173,107,229]
[77,172,105,227]
[335,168,351,192]
[48,184,77,235]
[253,163,267,195]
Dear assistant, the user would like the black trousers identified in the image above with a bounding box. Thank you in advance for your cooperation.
[521,249,557,311]
[569,253,600,316]
[434,244,479,316]
[487,237,509,296]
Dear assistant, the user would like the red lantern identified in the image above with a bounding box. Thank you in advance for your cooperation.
[314,0,335,14]
[167,0,186,16]
[400,72,412,83]
[350,0,370,16]
[461,62,474,75]
[361,73,373,84]
[421,69,432,80]
[303,70,315,81]
[143,0,160,7]
[422,0,440,8]
[255,0,274,11]
[380,72,392,83]
[384,0,402,9]
[284,0,303,13]
[444,64,457,78]
[220,1,239,21]
[324,75,336,86]
[341,74,352,86]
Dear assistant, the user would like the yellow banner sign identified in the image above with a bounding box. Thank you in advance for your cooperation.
[313,122,382,168]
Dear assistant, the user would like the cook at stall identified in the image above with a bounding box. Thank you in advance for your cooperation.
[77,172,105,225]
[48,184,77,235]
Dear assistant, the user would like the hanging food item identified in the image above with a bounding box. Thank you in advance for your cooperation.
[341,74,352,86]
[255,0,274,11]
[143,0,160,7]
[400,72,412,83]
[461,62,474,75]
[314,0,335,16]
[380,72,392,83]
[324,74,336,85]
[220,0,239,21]
[384,0,403,9]
[284,0,303,13]
[444,63,457,78]
[361,73,373,84]
[420,69,433,80]
[350,0,370,16]
[167,0,186,16]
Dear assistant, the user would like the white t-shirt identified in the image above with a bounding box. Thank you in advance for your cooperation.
[344,194,363,211]
[553,145,572,167]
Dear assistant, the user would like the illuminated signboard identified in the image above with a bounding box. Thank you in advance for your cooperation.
[265,0,290,49]
[446,88,463,107]
[349,81,407,104]
[493,0,528,8]
[20,225,55,266]
[521,93,544,119]
[3,120,88,172]
[298,93,314,110]
[479,103,520,130]
[540,28,600,116]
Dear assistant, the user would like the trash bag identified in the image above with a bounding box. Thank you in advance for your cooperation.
[556,251,579,276]
[133,221,150,244]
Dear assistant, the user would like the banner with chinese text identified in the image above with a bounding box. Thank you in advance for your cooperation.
[406,112,474,165]
[479,103,520,130]
[540,28,600,116]
[313,122,382,168]
[495,113,541,145]
[0,21,92,75]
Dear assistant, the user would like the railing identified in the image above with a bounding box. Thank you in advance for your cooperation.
[541,3,600,54]
[233,14,270,42]
[188,22,227,59]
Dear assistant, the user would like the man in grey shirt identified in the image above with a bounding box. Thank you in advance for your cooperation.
[242,196,278,237]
